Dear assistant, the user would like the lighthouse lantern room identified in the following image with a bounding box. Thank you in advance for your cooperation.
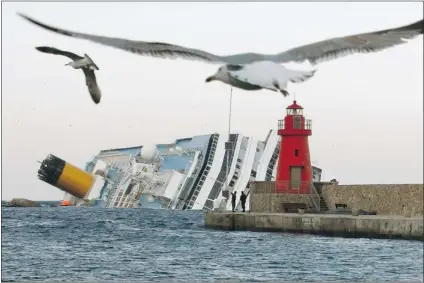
[275,100,313,194]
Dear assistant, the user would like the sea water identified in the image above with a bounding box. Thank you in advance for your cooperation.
[1,207,423,282]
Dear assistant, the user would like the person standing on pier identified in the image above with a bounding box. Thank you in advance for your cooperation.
[231,191,237,212]
[240,191,247,212]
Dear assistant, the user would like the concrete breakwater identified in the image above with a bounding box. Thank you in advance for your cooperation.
[204,211,424,241]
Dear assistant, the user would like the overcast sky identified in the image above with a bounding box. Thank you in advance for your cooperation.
[2,2,423,201]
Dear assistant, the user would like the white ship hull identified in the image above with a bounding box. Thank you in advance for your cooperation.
[66,130,323,211]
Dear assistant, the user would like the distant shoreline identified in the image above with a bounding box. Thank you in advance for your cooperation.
[2,200,61,207]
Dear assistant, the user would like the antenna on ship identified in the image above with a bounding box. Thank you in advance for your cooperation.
[228,87,233,138]
[223,87,233,197]
[227,86,233,175]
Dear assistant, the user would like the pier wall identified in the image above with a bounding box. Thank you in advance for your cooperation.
[204,212,424,241]
[249,181,318,213]
[249,181,423,216]
[317,183,423,217]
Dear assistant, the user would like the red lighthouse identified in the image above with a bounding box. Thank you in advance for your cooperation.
[275,100,312,194]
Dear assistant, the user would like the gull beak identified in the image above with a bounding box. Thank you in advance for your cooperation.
[205,75,215,83]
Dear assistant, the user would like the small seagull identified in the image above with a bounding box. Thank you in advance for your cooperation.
[35,46,102,104]
[21,13,423,98]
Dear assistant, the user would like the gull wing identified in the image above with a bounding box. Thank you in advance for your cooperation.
[21,13,423,66]
[268,19,423,65]
[35,46,83,61]
[82,68,101,104]
[20,13,228,64]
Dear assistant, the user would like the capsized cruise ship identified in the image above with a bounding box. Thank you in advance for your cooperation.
[60,129,323,210]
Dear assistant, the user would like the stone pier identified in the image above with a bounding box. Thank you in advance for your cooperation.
[204,212,424,241]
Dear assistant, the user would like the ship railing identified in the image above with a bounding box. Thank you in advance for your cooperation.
[108,169,133,207]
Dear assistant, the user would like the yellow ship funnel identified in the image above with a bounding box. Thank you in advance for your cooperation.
[37,154,94,199]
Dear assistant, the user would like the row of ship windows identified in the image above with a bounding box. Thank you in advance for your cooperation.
[270,149,279,164]
[199,140,231,209]
[197,164,212,187]
[207,136,218,165]
[229,176,257,190]
[218,140,272,189]
[204,136,219,170]
[270,145,280,164]
[189,135,219,205]
[204,199,214,210]
[265,169,276,180]
[265,145,280,180]
[226,145,265,187]
[236,148,260,164]
[227,170,257,188]
[193,190,199,198]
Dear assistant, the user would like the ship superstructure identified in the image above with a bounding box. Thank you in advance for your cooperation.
[59,129,323,210]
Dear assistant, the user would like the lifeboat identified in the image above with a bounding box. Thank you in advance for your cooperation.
[60,200,72,206]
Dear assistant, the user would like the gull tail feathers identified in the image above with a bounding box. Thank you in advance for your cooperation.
[288,69,317,84]
[271,80,290,97]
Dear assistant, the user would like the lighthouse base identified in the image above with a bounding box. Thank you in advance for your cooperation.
[275,181,311,194]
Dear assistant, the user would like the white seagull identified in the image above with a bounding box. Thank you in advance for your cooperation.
[35,46,102,104]
[21,13,423,97]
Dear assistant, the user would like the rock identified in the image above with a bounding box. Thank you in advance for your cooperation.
[352,208,360,216]
[78,199,95,207]
[7,198,40,207]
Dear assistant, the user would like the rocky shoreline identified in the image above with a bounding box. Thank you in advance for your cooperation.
[3,198,58,207]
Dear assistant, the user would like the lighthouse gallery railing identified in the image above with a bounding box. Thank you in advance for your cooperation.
[277,119,312,130]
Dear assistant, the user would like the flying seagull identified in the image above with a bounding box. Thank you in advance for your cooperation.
[35,46,102,104]
[20,13,423,97]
